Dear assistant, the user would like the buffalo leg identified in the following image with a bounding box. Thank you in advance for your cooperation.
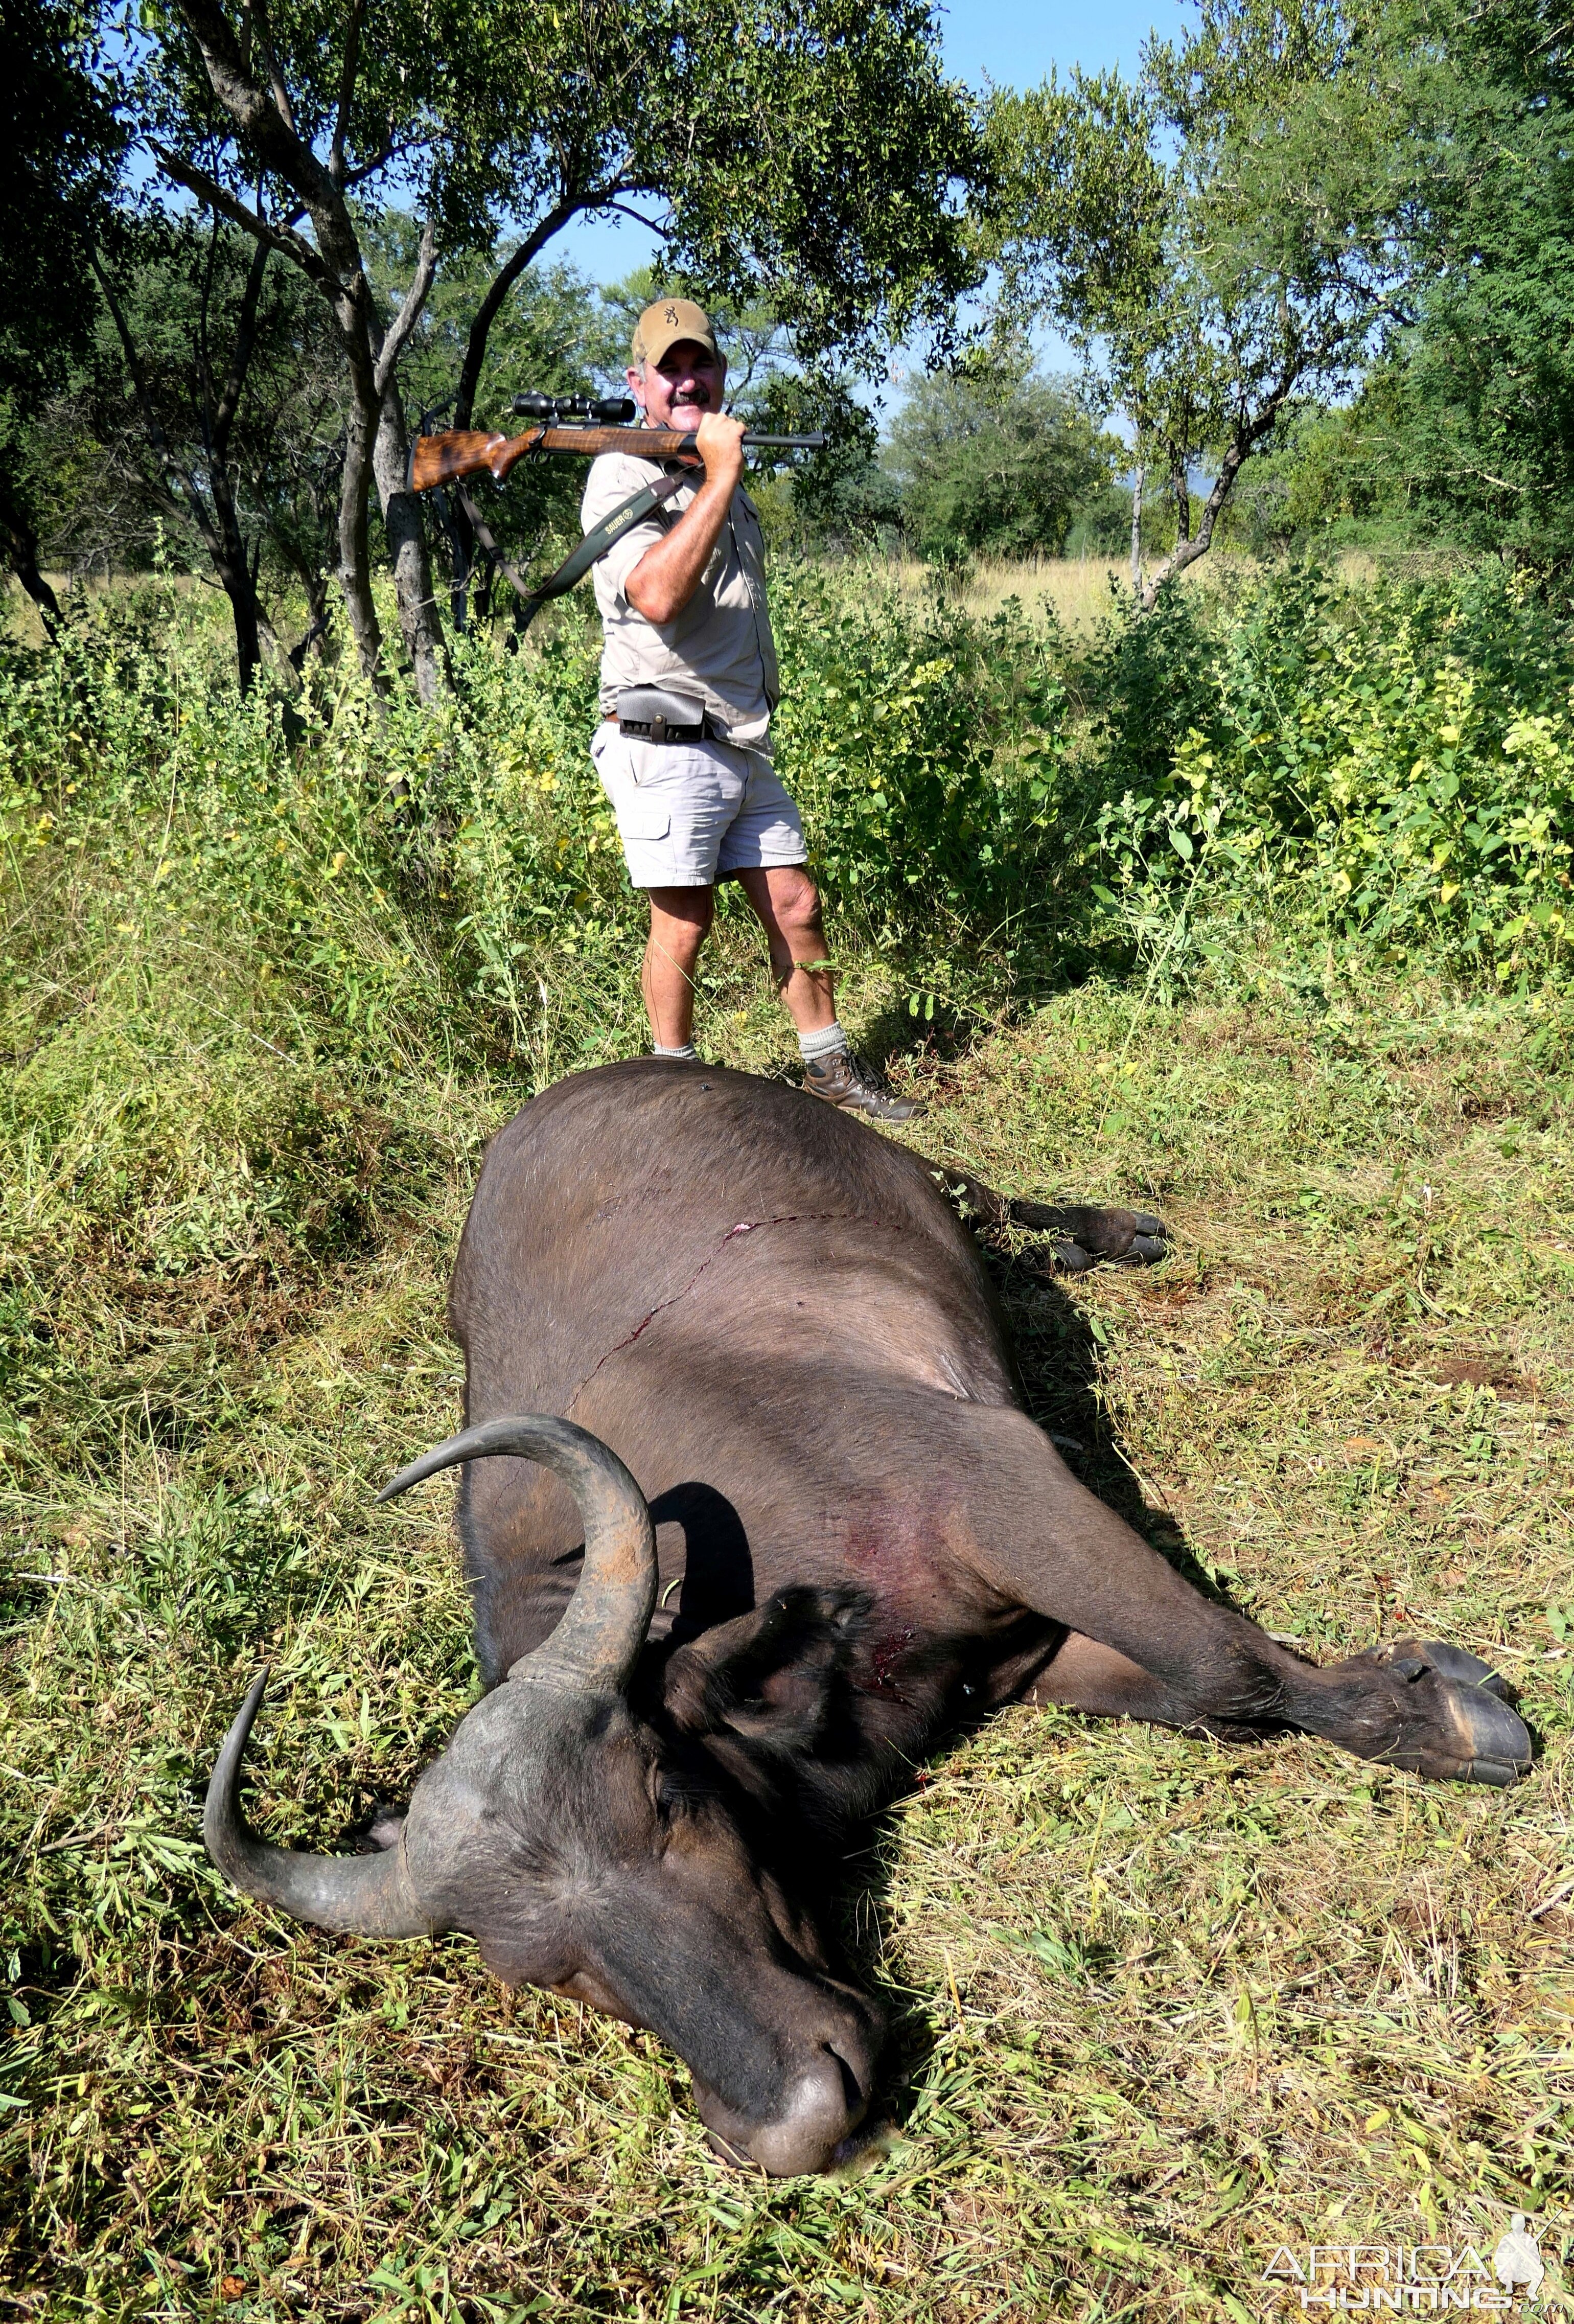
[924,1162,1167,1272]
[972,1411,1530,1785]
[1026,1631,1271,1736]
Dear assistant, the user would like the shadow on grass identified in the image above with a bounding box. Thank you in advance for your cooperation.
[991,1240,1244,1610]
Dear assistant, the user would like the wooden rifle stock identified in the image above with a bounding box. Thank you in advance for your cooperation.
[406,423,824,494]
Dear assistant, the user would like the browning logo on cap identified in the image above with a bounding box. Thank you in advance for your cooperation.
[632,297,721,370]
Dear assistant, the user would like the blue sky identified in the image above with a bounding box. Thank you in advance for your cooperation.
[940,0,1172,90]
[553,0,1174,287]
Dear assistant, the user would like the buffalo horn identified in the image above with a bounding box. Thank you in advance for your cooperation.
[203,1671,438,1936]
[378,1413,658,1692]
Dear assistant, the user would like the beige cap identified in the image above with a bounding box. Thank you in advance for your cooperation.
[631,296,721,370]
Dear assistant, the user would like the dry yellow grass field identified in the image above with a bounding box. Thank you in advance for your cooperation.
[9,547,1420,654]
[879,549,1420,629]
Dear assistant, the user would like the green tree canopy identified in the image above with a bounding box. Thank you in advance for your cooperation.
[982,1,1411,604]
[1375,0,1574,561]
[119,0,983,695]
[884,374,1116,562]
[67,216,345,688]
[1,0,124,623]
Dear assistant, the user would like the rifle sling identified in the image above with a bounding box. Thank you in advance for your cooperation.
[455,470,688,631]
[452,485,534,602]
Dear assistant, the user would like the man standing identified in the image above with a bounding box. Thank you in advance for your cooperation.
[582,296,921,1122]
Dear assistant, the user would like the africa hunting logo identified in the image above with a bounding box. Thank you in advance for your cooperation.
[1260,2217,1547,2312]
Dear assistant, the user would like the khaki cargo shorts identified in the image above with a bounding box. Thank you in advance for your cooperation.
[591,723,807,889]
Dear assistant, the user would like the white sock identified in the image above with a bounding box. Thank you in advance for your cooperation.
[798,1020,851,1064]
[653,1042,698,1060]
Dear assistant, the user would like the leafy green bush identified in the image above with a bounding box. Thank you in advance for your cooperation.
[2,565,1082,1065]
[5,558,1571,1140]
[772,565,1069,949]
[1071,564,1574,984]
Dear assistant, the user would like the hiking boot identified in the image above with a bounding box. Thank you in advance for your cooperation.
[803,1048,925,1122]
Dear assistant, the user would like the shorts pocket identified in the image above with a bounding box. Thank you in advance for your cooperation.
[617,799,672,841]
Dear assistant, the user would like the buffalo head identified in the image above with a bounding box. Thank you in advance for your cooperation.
[204,1416,881,2176]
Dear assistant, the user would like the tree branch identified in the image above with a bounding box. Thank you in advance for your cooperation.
[149,143,333,288]
[90,248,225,569]
[213,238,271,454]
[196,215,223,448]
[452,191,603,427]
[373,217,437,396]
[1139,368,1297,609]
[599,198,669,234]
[164,0,341,219]
[343,143,399,190]
[242,0,298,134]
[329,0,365,186]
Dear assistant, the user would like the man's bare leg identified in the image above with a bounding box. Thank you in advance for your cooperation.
[733,863,922,1121]
[733,865,836,1034]
[643,886,714,1050]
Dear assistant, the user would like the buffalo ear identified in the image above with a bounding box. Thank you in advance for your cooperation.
[662,1586,866,1752]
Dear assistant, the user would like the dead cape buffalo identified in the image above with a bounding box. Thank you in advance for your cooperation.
[206,1059,1531,2175]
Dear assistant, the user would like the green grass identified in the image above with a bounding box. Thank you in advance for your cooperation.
[3,578,1572,2318]
[6,918,1572,2313]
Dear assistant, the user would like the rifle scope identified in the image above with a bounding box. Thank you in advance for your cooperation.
[513,393,638,424]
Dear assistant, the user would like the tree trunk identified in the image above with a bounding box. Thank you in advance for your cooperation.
[0,499,62,636]
[373,383,446,701]
[472,543,496,625]
[441,197,588,638]
[207,458,264,693]
[95,239,281,694]
[335,348,385,688]
[219,557,264,692]
[1130,459,1144,600]
[1137,388,1291,613]
[446,491,474,632]
[282,553,331,669]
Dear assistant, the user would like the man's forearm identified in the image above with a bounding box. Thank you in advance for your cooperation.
[624,470,735,626]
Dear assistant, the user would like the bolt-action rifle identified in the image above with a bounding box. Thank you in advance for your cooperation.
[406,391,826,631]
[407,392,825,495]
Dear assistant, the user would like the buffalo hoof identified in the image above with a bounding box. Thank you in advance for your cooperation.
[355,1808,407,1853]
[1038,1205,1167,1274]
[1370,1638,1532,1786]
[929,1170,1168,1272]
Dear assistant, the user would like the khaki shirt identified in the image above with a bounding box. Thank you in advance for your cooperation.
[582,449,780,744]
